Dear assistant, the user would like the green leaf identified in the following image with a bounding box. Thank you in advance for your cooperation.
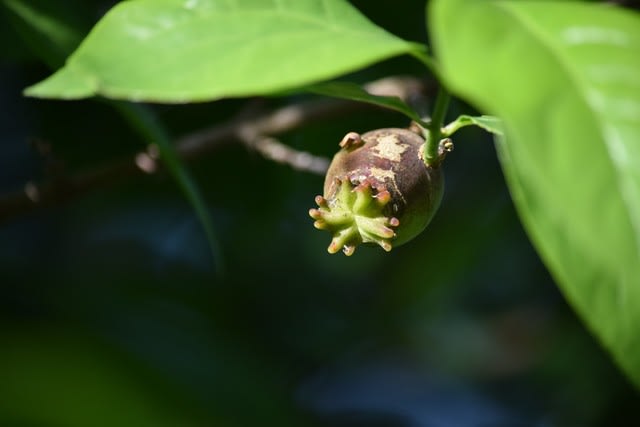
[442,115,504,137]
[430,0,640,386]
[25,0,423,102]
[307,81,426,125]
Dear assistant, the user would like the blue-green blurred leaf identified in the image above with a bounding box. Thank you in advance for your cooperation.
[3,0,86,66]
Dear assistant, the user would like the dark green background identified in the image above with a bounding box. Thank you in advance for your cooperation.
[1,1,638,426]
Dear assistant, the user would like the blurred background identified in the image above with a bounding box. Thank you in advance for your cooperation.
[1,1,638,426]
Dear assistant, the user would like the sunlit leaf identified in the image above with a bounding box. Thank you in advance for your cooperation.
[431,0,640,386]
[25,0,424,102]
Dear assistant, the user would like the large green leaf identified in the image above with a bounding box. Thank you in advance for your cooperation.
[25,0,423,102]
[430,0,640,386]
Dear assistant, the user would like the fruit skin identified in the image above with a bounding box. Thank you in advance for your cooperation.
[310,127,444,255]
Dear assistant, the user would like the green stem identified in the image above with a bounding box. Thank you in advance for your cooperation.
[424,86,451,166]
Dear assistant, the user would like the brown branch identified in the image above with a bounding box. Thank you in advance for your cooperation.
[0,76,427,225]
[246,136,330,175]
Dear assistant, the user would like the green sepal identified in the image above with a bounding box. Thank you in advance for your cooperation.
[309,178,399,256]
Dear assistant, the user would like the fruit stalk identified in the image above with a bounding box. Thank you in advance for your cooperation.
[423,87,451,166]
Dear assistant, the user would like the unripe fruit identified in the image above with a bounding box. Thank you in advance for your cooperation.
[309,127,446,256]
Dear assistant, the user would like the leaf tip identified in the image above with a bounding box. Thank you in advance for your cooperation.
[23,67,96,100]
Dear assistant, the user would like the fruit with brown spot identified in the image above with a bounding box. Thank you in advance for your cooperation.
[309,127,445,256]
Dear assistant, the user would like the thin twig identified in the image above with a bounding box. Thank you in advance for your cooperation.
[0,76,426,225]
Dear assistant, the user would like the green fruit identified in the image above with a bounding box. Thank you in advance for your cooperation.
[309,127,445,256]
